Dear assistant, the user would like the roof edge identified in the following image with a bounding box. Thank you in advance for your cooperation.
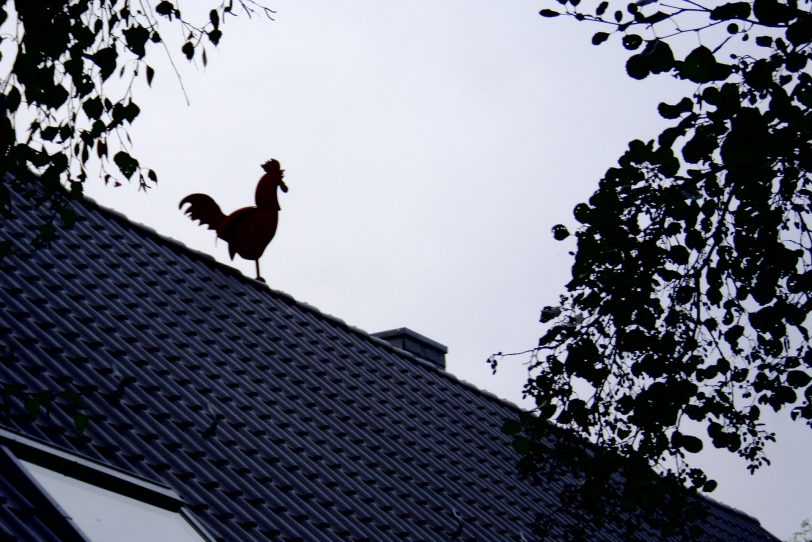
[71,194,529,416]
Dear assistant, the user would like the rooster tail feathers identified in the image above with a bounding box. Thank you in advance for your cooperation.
[179,194,226,231]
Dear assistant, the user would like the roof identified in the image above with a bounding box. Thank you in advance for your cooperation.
[0,183,778,541]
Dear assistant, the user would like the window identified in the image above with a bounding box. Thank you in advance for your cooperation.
[0,429,211,542]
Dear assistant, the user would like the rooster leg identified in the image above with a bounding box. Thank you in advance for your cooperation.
[255,260,265,283]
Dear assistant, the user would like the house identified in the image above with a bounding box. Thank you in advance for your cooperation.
[0,185,778,541]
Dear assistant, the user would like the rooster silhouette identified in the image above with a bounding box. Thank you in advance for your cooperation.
[180,159,287,282]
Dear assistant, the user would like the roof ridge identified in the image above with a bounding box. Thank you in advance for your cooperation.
[701,492,774,533]
[75,193,529,415]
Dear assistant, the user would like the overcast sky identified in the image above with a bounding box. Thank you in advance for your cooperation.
[82,1,809,538]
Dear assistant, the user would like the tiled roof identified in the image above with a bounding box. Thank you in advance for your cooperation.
[0,184,777,541]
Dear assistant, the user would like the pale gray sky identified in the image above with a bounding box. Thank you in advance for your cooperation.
[83,1,809,538]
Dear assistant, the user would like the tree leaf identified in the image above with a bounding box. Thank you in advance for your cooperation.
[592,32,610,45]
[112,100,140,124]
[644,40,674,74]
[787,16,812,47]
[642,11,669,24]
[40,126,59,141]
[82,97,103,119]
[668,245,690,265]
[626,40,674,80]
[540,306,562,323]
[682,127,717,163]
[90,46,118,80]
[753,0,792,25]
[43,84,69,109]
[552,224,570,241]
[710,2,752,21]
[6,86,21,112]
[657,97,693,119]
[113,151,139,178]
[786,370,811,387]
[123,25,150,57]
[622,34,642,50]
[674,432,704,453]
[678,46,732,84]
[182,41,194,60]
[155,1,174,16]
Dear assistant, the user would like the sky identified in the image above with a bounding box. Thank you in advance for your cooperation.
[77,0,810,538]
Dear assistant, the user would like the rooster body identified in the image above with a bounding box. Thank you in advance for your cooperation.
[180,159,287,281]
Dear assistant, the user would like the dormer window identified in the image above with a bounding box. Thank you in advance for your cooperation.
[0,429,210,542]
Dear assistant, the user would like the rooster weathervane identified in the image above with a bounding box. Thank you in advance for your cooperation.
[180,159,287,282]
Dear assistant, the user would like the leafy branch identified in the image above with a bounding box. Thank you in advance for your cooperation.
[499,0,812,539]
[0,0,273,249]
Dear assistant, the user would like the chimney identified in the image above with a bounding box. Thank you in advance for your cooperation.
[372,328,448,370]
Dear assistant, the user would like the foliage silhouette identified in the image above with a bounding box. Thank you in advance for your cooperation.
[0,0,274,254]
[180,159,287,282]
[787,519,812,542]
[496,0,812,539]
[0,0,273,430]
